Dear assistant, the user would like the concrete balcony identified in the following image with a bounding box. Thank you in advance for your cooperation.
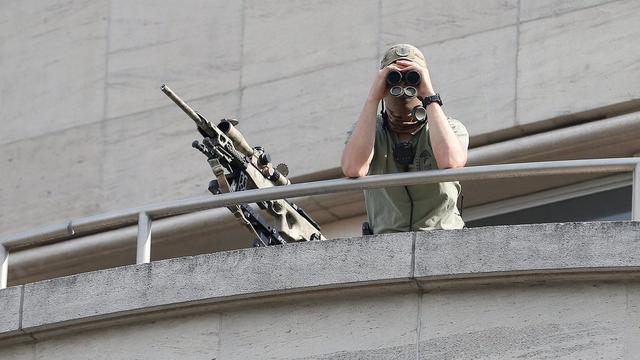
[1,221,640,359]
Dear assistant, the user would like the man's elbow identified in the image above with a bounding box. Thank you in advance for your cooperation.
[341,163,368,178]
[446,159,467,169]
[437,154,467,169]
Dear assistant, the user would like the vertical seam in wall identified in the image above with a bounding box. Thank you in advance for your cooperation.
[624,282,630,359]
[410,232,416,279]
[217,313,226,358]
[514,0,521,125]
[18,285,24,330]
[377,0,382,58]
[18,285,35,341]
[415,291,423,359]
[238,0,246,120]
[100,0,113,204]
[103,0,112,120]
[410,232,420,359]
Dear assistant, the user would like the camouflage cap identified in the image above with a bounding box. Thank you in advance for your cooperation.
[380,44,426,69]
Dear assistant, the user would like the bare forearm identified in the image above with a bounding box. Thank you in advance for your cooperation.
[341,97,379,177]
[426,103,467,169]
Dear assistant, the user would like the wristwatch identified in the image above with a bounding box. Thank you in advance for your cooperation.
[421,93,443,107]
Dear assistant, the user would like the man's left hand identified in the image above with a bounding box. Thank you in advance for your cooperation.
[394,60,436,98]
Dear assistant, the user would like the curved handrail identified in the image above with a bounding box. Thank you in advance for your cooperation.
[1,158,639,288]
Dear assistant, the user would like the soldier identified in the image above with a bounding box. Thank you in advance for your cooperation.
[341,44,469,234]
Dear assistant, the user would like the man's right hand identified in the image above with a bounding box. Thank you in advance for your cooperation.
[367,64,402,102]
[343,64,408,177]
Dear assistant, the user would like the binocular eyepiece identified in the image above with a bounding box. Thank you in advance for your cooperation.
[389,85,417,98]
[386,70,421,87]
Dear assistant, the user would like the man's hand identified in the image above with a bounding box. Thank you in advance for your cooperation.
[393,60,436,98]
[391,60,468,169]
[367,64,403,102]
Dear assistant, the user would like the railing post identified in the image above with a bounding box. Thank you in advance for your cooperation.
[633,163,640,221]
[136,212,152,264]
[0,245,8,289]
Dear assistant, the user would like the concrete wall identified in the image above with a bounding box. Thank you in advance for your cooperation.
[1,222,640,359]
[2,0,640,235]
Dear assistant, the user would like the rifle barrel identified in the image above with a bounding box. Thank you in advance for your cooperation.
[161,84,202,125]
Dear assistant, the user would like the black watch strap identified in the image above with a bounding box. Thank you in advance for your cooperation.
[421,93,443,107]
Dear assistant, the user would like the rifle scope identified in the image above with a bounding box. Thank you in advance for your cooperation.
[218,120,254,157]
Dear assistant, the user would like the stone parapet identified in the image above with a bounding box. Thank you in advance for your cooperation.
[2,222,640,359]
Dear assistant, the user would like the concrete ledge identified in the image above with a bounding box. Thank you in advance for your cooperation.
[414,222,640,283]
[0,285,21,335]
[1,222,639,343]
[21,233,413,331]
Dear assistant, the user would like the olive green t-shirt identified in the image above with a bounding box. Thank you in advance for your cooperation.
[363,116,469,234]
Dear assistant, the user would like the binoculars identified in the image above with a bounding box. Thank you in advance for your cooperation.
[384,70,427,122]
[387,70,421,100]
[386,70,421,86]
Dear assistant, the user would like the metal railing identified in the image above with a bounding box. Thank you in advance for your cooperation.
[1,158,639,289]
